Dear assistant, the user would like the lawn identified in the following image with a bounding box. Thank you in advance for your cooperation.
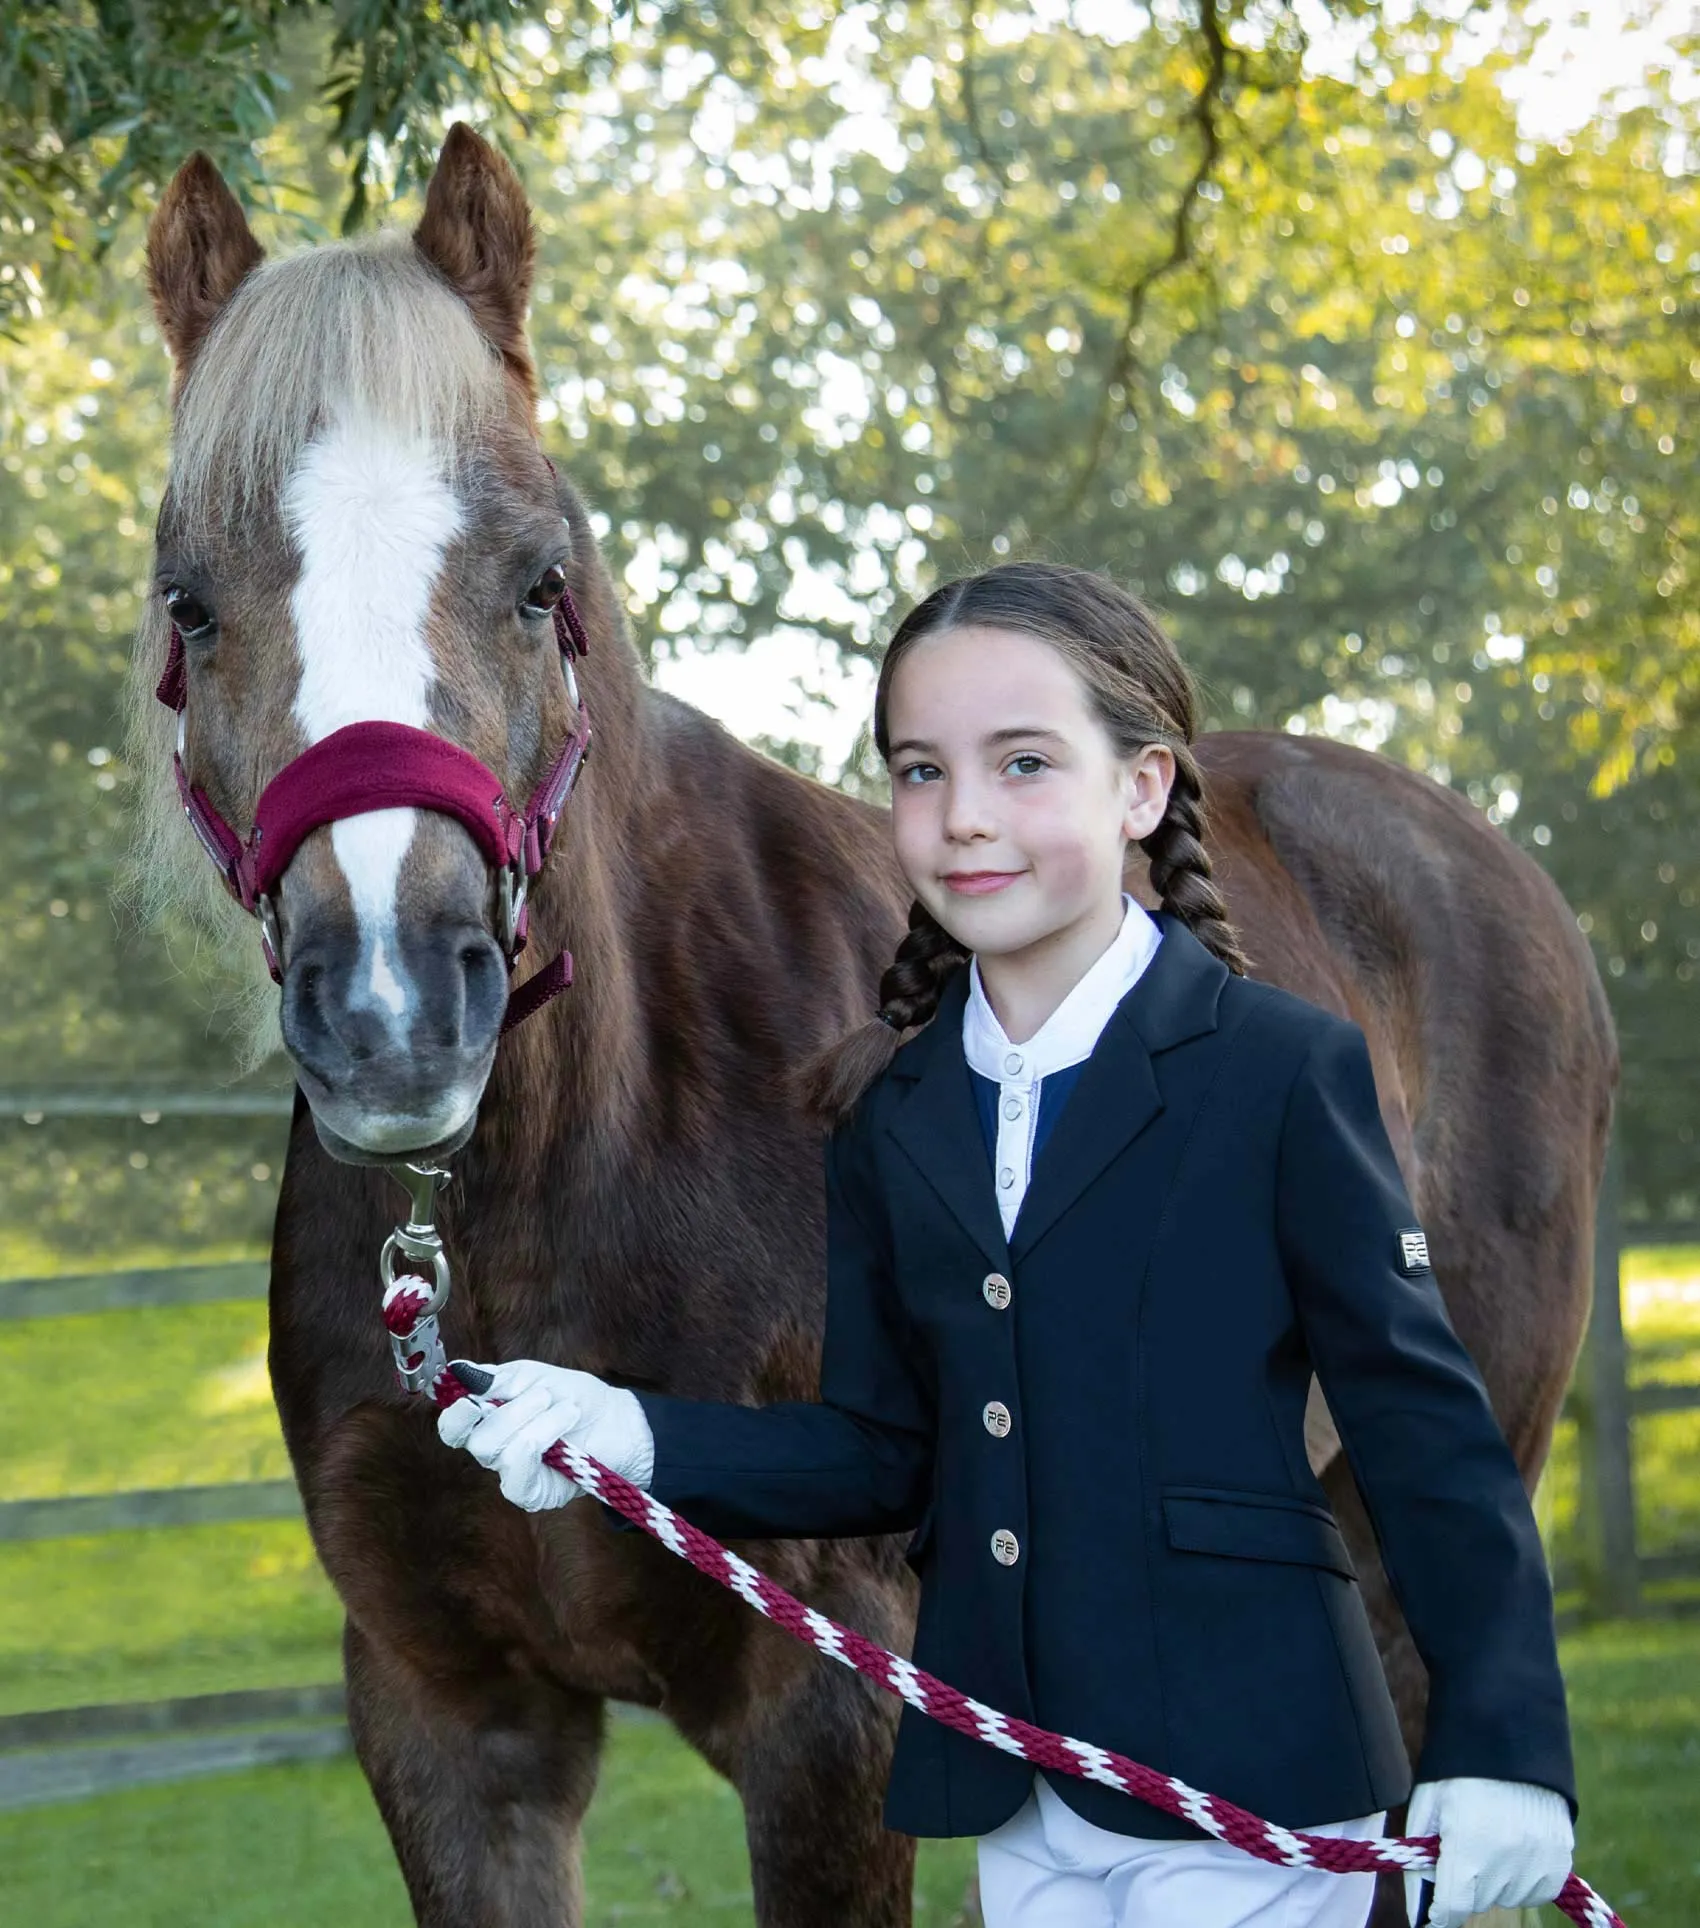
[1537,1617,1700,1927]
[0,1618,1694,1927]
[0,1246,1695,1923]
[0,1522,343,1717]
[0,1717,983,1927]
[0,1300,289,1501]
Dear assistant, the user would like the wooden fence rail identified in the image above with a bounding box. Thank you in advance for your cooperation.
[0,1262,270,1319]
[0,1089,294,1119]
[0,1480,304,1543]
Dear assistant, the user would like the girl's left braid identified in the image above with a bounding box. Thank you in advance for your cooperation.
[1141,745,1250,977]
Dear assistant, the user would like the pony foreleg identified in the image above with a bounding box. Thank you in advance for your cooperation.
[343,1616,605,1927]
[734,1631,917,1928]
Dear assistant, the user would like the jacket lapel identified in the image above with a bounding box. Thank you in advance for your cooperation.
[882,913,1230,1272]
[884,968,1013,1273]
[1010,913,1228,1258]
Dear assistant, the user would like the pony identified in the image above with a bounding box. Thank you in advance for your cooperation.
[125,126,1616,1927]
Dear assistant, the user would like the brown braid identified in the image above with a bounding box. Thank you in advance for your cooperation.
[1140,743,1251,978]
[879,898,972,1029]
[793,900,968,1125]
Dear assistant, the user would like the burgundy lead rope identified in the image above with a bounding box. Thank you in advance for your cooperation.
[374,1287,1623,1927]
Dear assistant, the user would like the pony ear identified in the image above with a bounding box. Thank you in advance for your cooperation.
[413,123,537,394]
[145,153,265,383]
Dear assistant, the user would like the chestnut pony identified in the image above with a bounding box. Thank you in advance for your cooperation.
[127,128,1614,1927]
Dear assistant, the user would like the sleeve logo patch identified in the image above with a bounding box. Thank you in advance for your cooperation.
[1396,1229,1432,1276]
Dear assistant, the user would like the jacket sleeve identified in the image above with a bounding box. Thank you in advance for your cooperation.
[1275,1016,1577,1812]
[629,1103,935,1542]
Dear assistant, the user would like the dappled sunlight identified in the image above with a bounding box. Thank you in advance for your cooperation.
[0,1306,290,1502]
[195,1341,276,1420]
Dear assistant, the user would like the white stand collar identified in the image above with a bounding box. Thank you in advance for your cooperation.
[963,894,1163,1086]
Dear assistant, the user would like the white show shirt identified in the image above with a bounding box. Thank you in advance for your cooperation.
[962,894,1163,1239]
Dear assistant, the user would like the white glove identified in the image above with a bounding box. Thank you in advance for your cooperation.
[1404,1777,1573,1927]
[436,1358,655,1512]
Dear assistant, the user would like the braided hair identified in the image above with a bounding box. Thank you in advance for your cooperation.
[1139,737,1246,984]
[796,561,1249,1126]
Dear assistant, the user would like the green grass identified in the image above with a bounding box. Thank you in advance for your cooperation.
[0,1301,289,1501]
[0,1718,981,1927]
[0,1298,335,1717]
[0,1522,343,1717]
[1536,1617,1700,1928]
[1618,1252,1700,1565]
[1540,1248,1700,1581]
[0,1235,270,1285]
[0,1618,1694,1927]
[0,1247,1695,1922]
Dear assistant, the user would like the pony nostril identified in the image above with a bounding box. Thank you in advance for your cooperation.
[454,931,507,1048]
[459,935,504,988]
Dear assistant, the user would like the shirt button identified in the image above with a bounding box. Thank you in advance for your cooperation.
[1002,1096,1023,1121]
[982,1273,1012,1309]
[1003,1051,1024,1076]
[990,1528,1020,1566]
[998,1166,1015,1190]
[982,1400,1012,1438]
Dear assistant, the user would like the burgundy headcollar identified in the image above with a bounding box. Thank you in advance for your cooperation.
[154,591,592,1035]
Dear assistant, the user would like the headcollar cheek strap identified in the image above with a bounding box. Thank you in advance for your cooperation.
[155,626,188,712]
[172,751,250,901]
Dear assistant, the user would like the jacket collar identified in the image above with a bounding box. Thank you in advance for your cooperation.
[884,910,1229,1268]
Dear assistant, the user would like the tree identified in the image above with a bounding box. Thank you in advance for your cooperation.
[3,0,1696,1249]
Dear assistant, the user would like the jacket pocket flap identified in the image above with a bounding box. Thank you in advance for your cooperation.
[1162,1489,1356,1579]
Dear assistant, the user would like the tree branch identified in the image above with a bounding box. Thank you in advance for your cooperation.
[1043,0,1231,532]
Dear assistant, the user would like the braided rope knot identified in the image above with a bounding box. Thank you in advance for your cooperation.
[383,1278,446,1392]
[429,1373,1622,1928]
[382,1281,435,1335]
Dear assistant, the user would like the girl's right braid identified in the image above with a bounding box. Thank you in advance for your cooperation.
[1141,747,1251,977]
[793,899,968,1125]
[877,899,971,1032]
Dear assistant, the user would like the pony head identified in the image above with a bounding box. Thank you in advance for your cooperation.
[127,127,597,1164]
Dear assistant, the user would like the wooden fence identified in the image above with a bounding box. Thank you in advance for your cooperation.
[0,1086,323,1806]
[1567,1136,1700,1616]
[2,1094,1696,1810]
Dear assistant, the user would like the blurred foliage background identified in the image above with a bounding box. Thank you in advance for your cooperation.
[2,0,1697,1258]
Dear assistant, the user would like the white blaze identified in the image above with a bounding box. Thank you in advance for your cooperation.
[283,413,461,1027]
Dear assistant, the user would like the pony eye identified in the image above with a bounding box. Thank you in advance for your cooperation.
[520,564,567,617]
[163,585,216,638]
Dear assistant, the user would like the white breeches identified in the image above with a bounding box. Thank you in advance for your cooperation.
[977,1775,1386,1928]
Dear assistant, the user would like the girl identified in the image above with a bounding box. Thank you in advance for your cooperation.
[440,562,1576,1928]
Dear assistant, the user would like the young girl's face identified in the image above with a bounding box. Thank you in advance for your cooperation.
[884,624,1174,963]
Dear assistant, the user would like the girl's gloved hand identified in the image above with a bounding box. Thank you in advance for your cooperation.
[1403,1777,1573,1927]
[436,1359,655,1511]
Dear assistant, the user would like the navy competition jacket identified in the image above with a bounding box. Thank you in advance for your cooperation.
[633,910,1576,1841]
